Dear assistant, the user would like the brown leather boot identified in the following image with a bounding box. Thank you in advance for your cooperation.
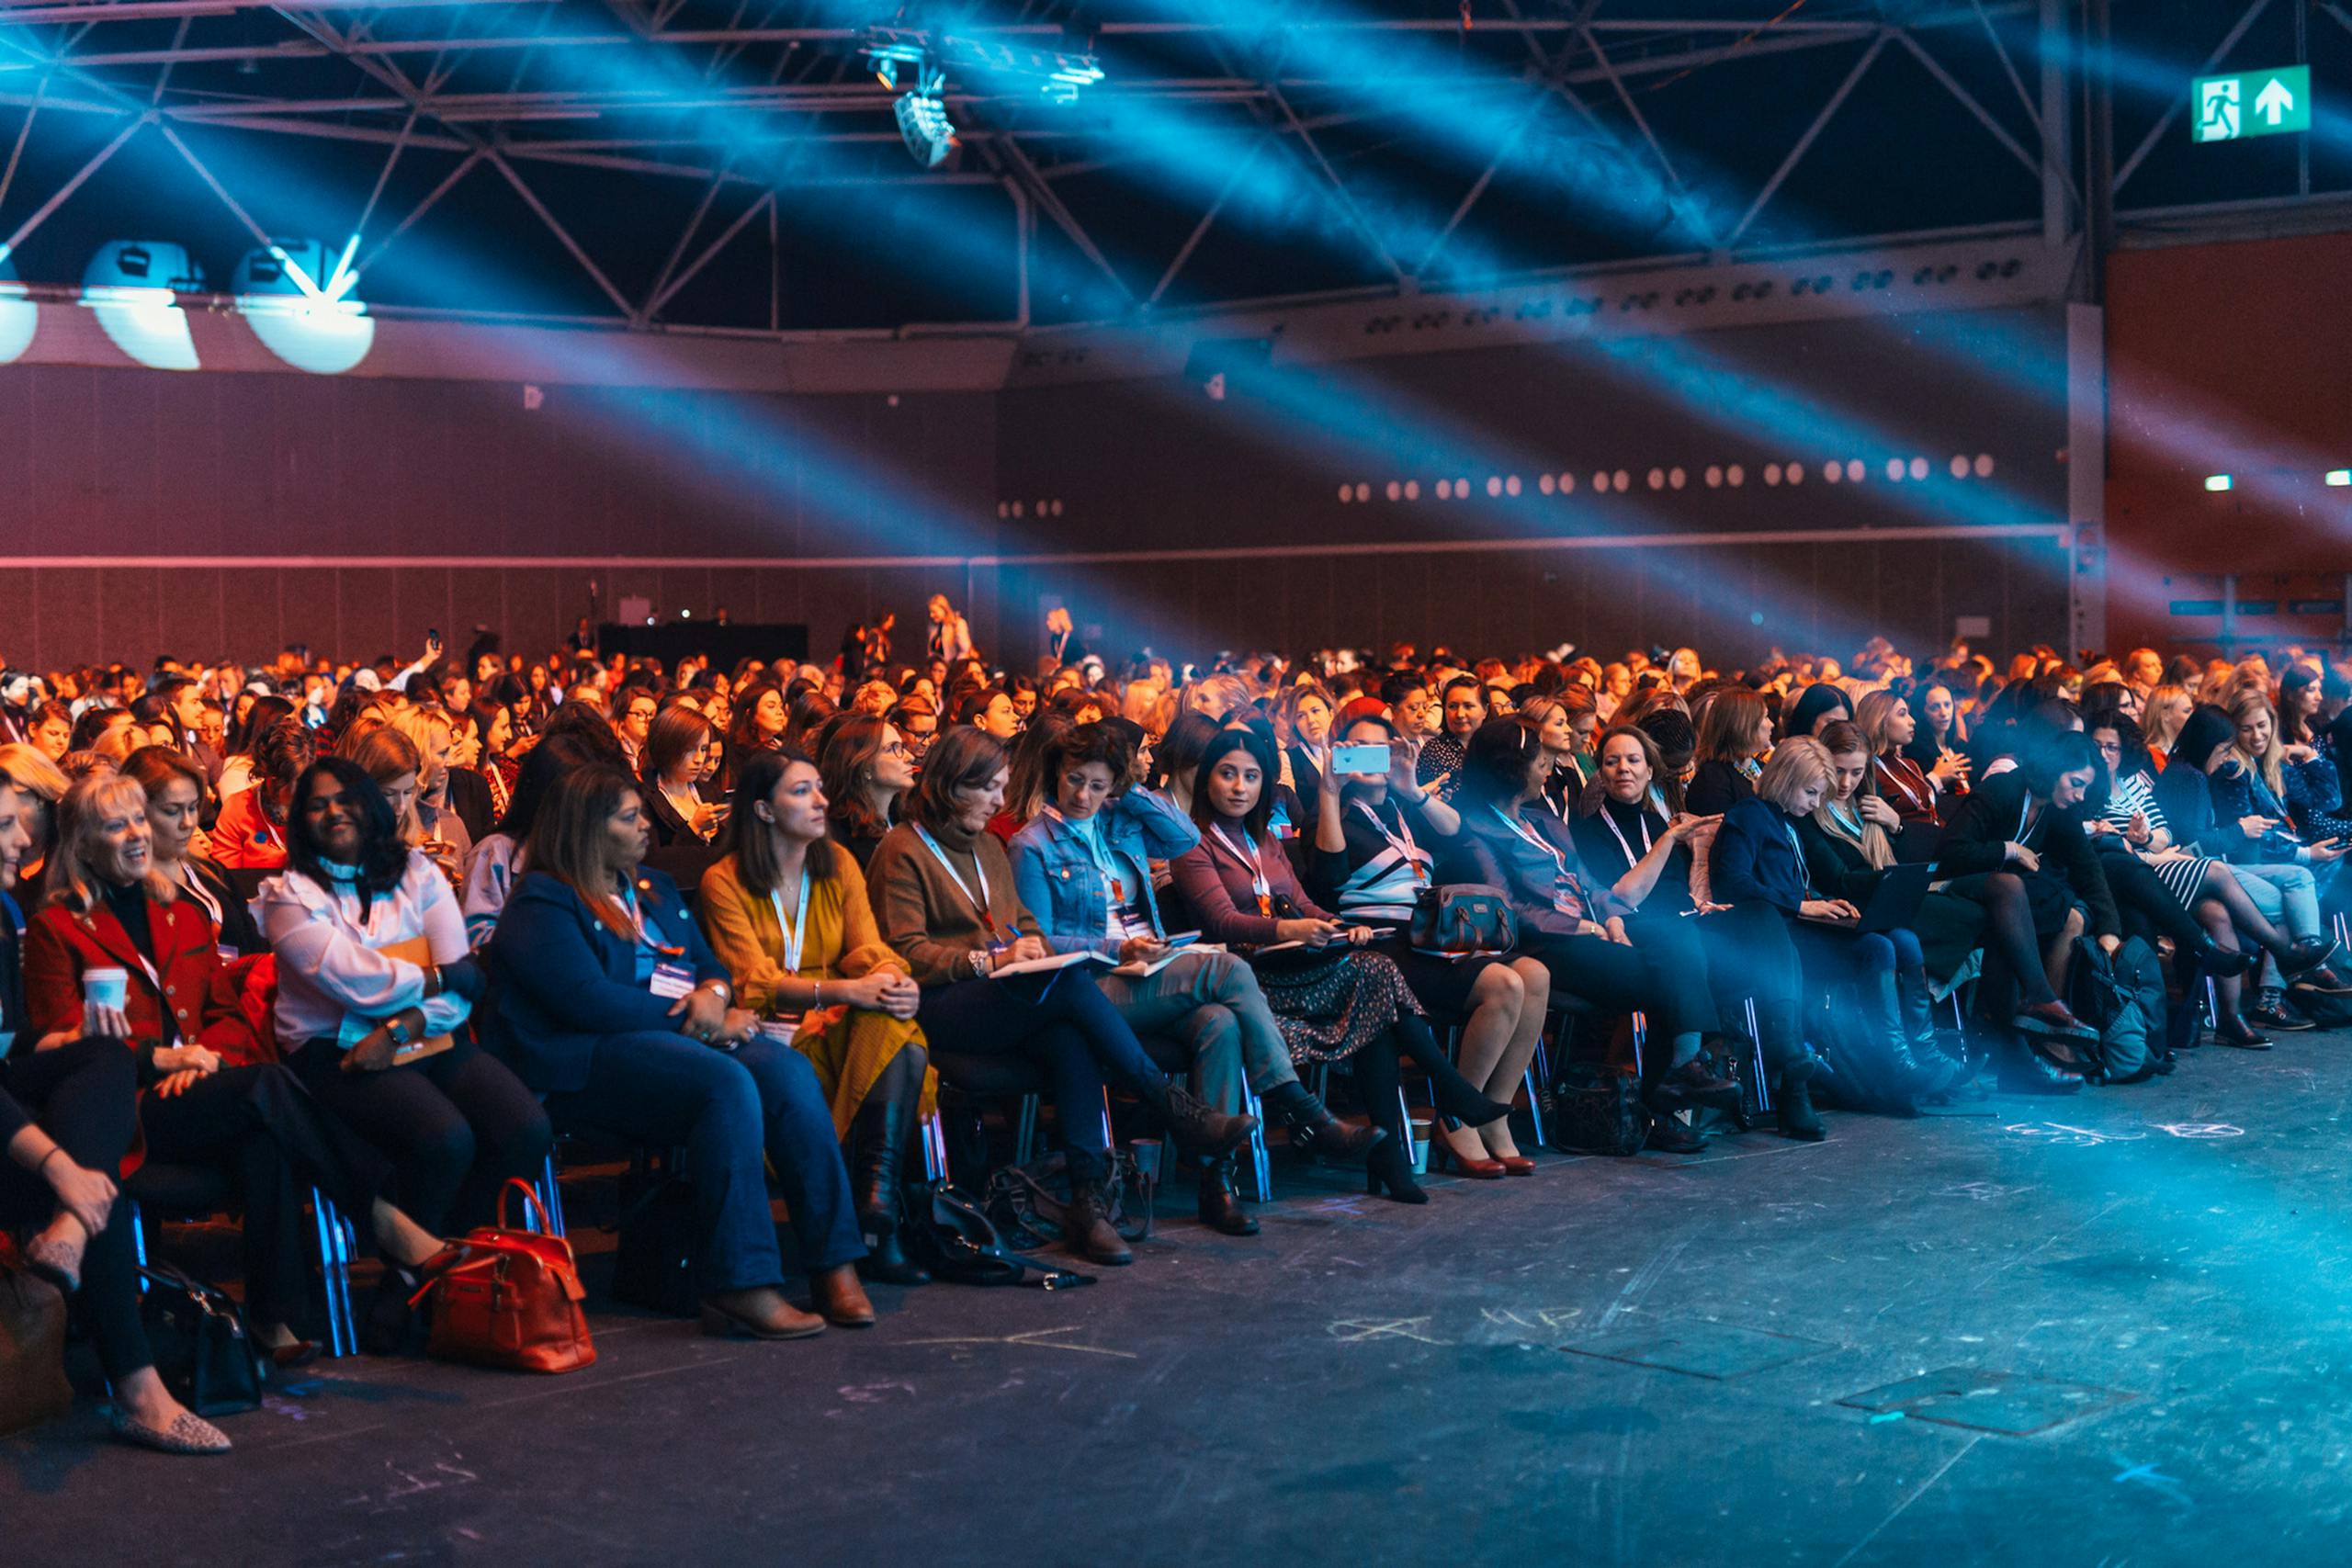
[809,1265,876,1327]
[700,1287,826,1340]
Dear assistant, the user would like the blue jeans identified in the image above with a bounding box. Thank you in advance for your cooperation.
[544,1032,862,1293]
[2235,863,2320,988]
[1097,949,1298,1112]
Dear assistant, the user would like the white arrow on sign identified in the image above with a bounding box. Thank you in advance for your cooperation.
[2256,75,2295,126]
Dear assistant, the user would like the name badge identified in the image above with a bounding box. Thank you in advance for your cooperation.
[650,961,696,1000]
[759,1018,800,1045]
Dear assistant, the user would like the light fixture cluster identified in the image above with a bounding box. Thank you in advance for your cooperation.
[1334,454,1998,503]
[997,499,1068,519]
[2205,472,2352,491]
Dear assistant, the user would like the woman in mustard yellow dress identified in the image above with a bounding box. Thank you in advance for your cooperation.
[700,748,936,1286]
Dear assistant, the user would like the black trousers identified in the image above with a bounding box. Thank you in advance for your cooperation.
[139,1062,397,1330]
[1,1039,148,1379]
[288,1037,551,1236]
[1684,903,1809,1073]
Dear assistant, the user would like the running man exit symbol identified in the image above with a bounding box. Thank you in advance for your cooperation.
[2194,67,2310,142]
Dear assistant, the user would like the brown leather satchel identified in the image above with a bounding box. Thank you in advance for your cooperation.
[0,1244,74,1435]
[411,1179,595,1374]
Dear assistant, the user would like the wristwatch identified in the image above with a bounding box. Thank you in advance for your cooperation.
[969,948,994,977]
[386,1018,413,1049]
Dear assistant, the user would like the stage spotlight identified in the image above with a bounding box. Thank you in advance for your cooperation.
[83,240,201,370]
[0,255,34,365]
[2326,470,2351,487]
[236,241,374,375]
[893,78,959,169]
[2204,474,2233,492]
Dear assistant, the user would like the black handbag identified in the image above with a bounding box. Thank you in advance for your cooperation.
[1410,884,1517,955]
[139,1263,265,1416]
[905,1180,1093,1290]
[1550,1062,1648,1156]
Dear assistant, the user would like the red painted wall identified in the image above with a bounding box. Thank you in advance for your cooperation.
[2106,231,2352,654]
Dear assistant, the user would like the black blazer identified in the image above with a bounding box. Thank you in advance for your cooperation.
[1710,795,1809,914]
[1935,770,2119,938]
[1685,759,1754,818]
[1791,814,1883,906]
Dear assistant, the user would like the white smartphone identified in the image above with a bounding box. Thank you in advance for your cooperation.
[1330,742,1393,775]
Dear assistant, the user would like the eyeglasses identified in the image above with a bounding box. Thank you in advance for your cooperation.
[881,741,912,758]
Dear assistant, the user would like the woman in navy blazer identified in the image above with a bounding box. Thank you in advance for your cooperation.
[487,764,868,1342]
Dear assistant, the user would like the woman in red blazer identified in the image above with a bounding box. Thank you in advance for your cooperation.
[24,773,447,1363]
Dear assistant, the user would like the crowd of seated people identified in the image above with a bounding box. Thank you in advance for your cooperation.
[7,614,2352,1458]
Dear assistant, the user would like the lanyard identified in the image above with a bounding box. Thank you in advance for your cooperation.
[915,826,1000,937]
[1828,799,1861,836]
[175,863,224,930]
[1492,806,1566,868]
[1353,800,1430,884]
[1494,807,1582,916]
[1596,803,1654,870]
[1781,816,1808,868]
[1209,823,1273,915]
[618,885,683,957]
[766,864,811,976]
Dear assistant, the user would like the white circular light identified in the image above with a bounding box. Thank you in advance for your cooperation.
[1763,463,1782,486]
[1668,467,1687,490]
[1847,459,1865,482]
[1704,465,1723,489]
[1338,485,1352,503]
[1435,479,1451,500]
[1557,472,1576,493]
[1405,479,1419,500]
[1909,456,1928,480]
[996,502,1009,517]
[1974,453,1995,477]
[1505,475,1521,497]
[1950,455,1970,479]
[1592,471,1610,493]
[1786,462,1804,485]
[1726,464,1746,488]
[1885,458,1906,482]
[1539,473,1556,495]
[1456,477,1470,497]
[1612,469,1630,492]
[1051,500,1065,516]
[1486,476,1503,497]
[1647,468,1666,491]
[1823,462,1841,485]
[1012,502,1024,517]
[1385,480,1402,501]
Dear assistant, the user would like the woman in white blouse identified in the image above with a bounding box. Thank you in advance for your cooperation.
[261,757,550,1353]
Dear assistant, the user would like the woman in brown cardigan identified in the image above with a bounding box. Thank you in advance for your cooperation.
[865,728,1256,1267]
[699,748,935,1286]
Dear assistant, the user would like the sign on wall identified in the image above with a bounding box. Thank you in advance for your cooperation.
[2193,66,2311,142]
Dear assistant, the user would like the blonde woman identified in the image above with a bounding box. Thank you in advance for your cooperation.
[2143,683,2194,763]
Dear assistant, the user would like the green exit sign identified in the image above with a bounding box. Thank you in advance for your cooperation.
[2194,65,2311,141]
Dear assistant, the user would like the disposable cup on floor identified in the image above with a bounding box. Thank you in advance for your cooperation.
[85,967,129,1012]
[1407,1115,1434,1176]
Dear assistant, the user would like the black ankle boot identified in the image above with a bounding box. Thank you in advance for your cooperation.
[1363,1132,1429,1204]
[1774,1061,1826,1142]
[1260,1080,1385,1162]
[849,1058,932,1287]
[1154,1079,1258,1157]
[363,1266,424,1356]
[1196,1155,1259,1236]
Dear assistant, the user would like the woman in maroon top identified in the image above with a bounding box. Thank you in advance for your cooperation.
[1164,728,1507,1204]
[1857,690,1948,860]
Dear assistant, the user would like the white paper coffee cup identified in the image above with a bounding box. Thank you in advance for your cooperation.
[85,967,129,1011]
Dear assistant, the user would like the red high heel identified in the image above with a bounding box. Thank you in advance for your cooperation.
[1432,1141,1505,1179]
[1496,1154,1536,1176]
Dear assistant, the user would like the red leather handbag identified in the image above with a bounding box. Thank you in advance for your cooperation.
[410,1179,596,1374]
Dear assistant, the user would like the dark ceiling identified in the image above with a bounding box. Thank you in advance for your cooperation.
[0,0,2340,333]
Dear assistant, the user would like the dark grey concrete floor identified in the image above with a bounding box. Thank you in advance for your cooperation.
[8,1032,2352,1567]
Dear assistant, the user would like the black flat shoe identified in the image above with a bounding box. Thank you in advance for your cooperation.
[1996,1041,2085,1094]
[2188,939,2256,978]
[2245,1002,2314,1032]
[2213,1023,2273,1050]
[2280,938,2339,976]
